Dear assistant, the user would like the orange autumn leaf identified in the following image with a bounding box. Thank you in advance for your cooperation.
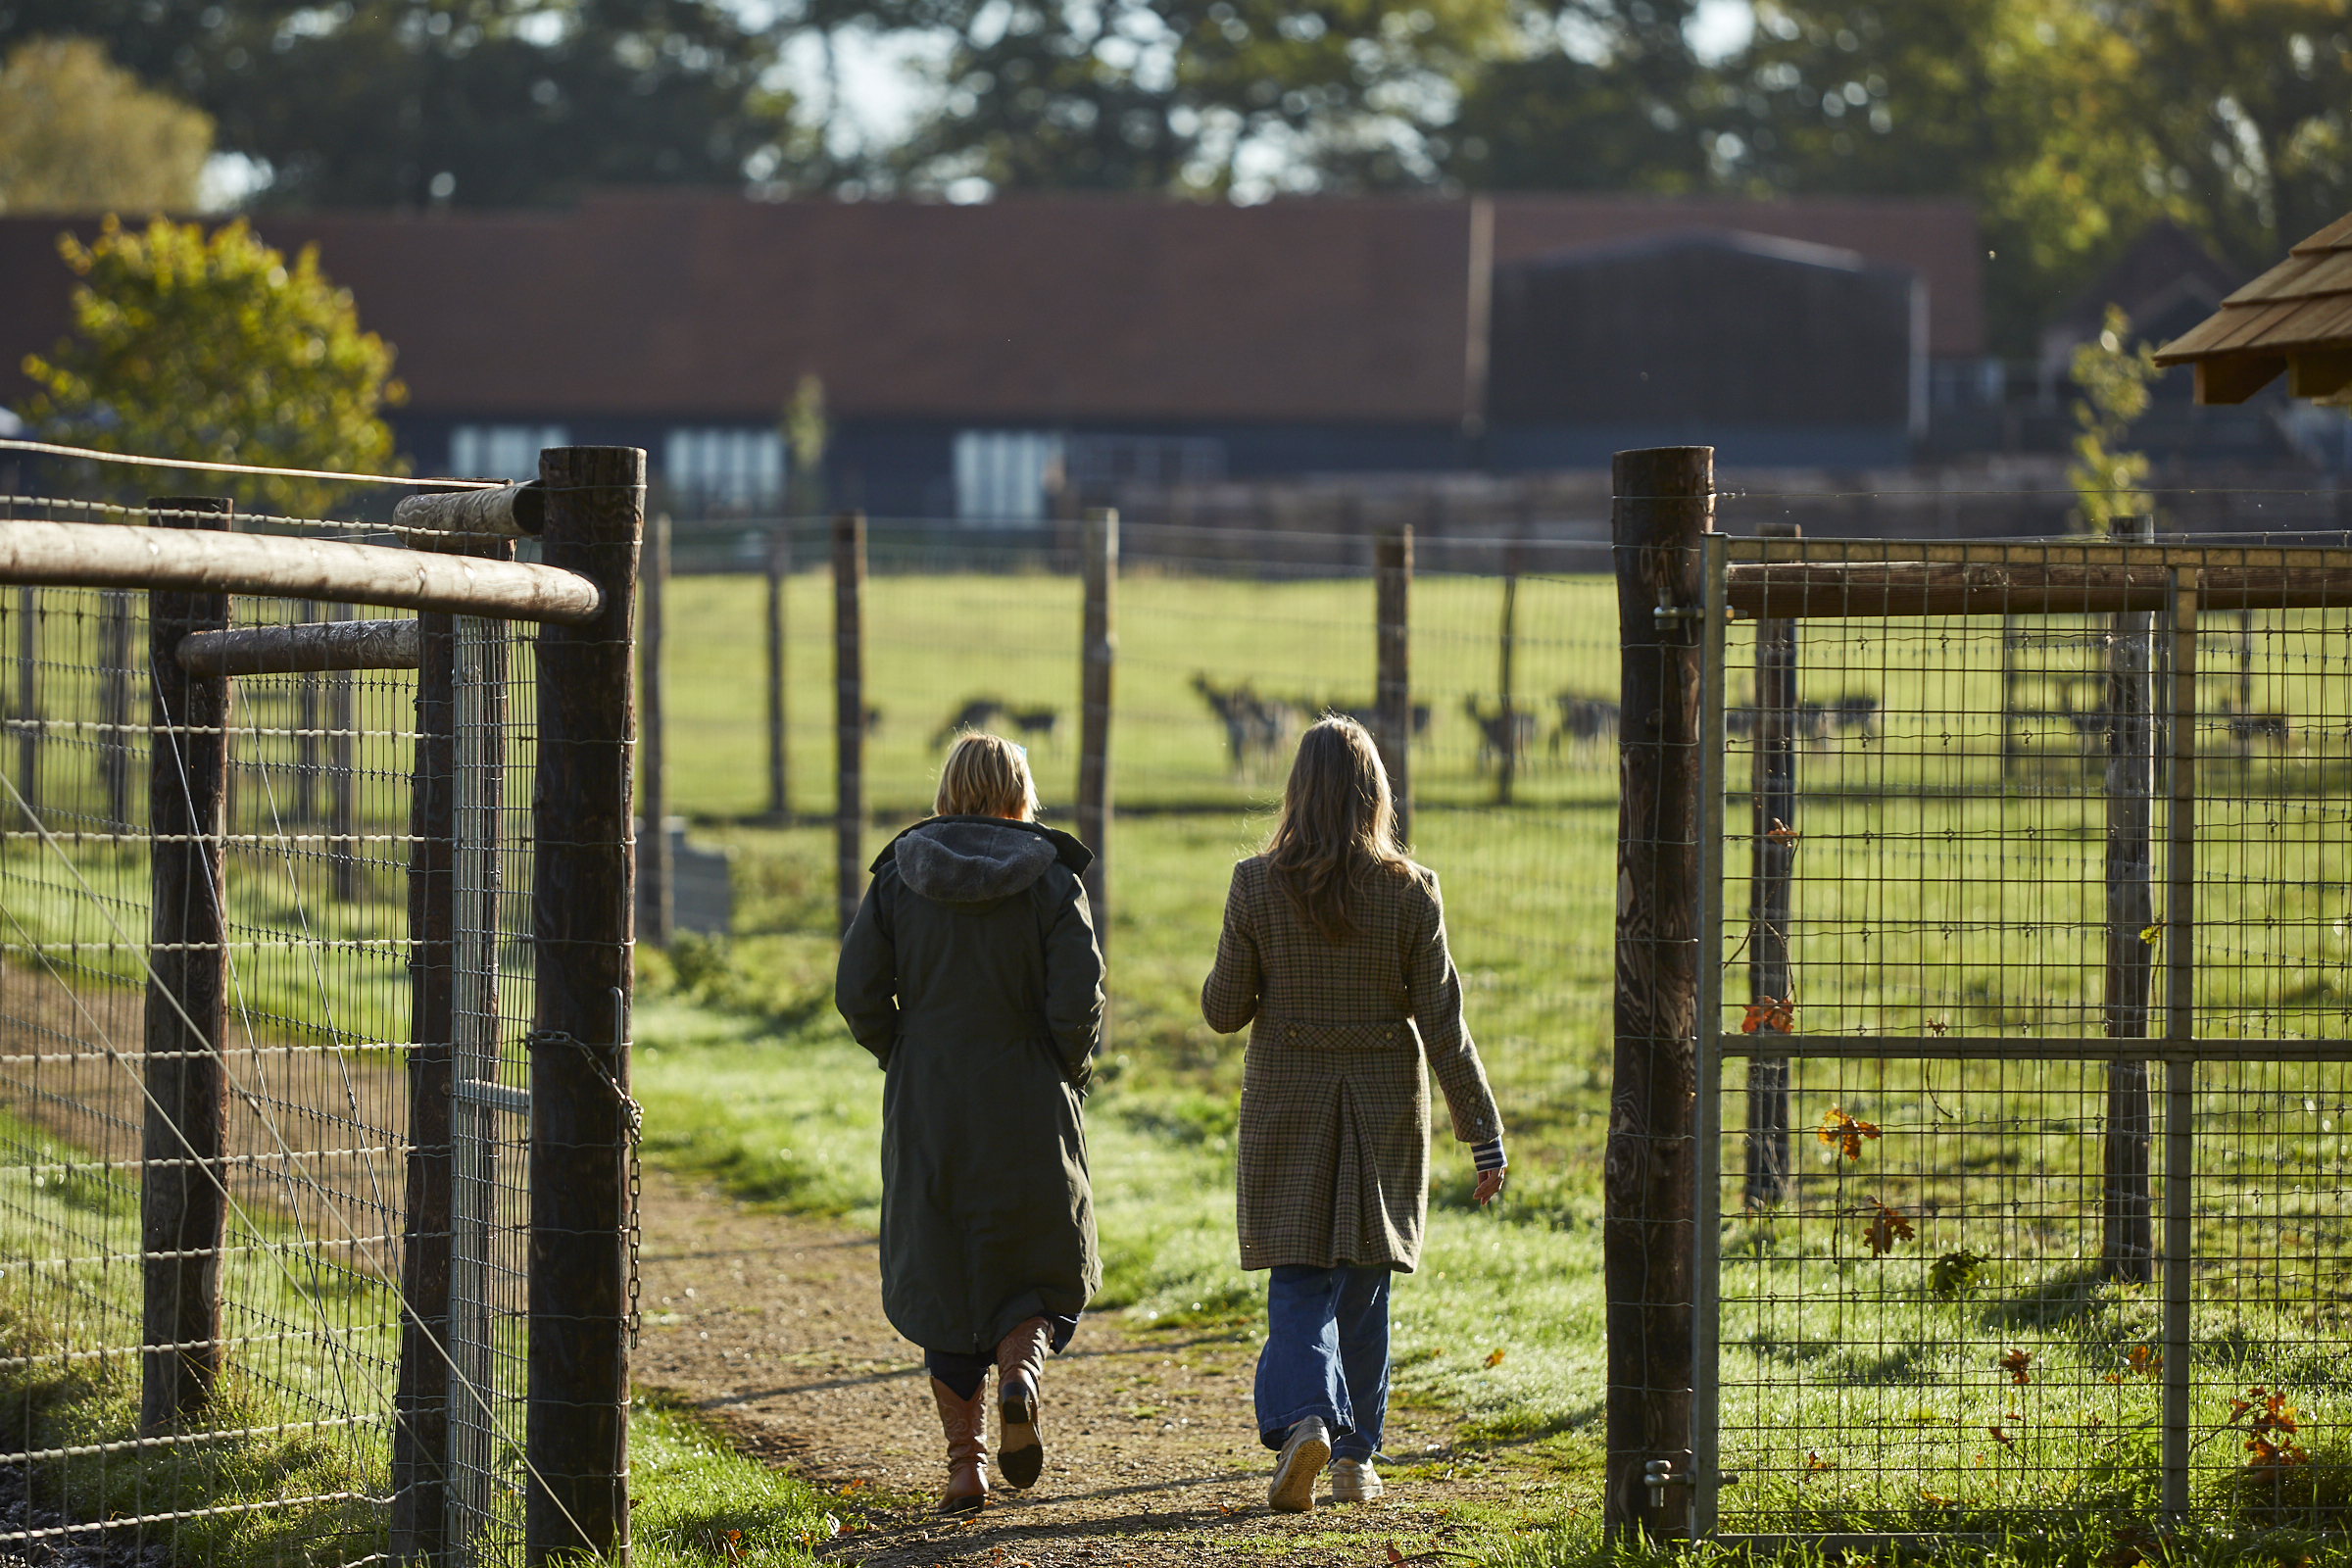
[1816,1105,1880,1161]
[1862,1201,1914,1257]
[1999,1348,2033,1387]
[1485,1348,1506,1368]
[1741,995,1796,1034]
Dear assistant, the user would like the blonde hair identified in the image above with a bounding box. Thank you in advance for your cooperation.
[936,732,1040,820]
[1263,715,1413,944]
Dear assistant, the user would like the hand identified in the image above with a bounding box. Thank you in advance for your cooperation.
[1473,1168,1506,1206]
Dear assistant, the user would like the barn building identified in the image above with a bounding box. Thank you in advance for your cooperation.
[0,191,1985,517]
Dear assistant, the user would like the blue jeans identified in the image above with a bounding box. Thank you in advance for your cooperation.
[1253,1263,1392,1459]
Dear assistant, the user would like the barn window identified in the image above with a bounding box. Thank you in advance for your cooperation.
[664,427,785,510]
[449,424,567,481]
[955,431,1063,522]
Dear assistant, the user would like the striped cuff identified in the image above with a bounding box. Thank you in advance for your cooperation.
[1470,1137,1507,1173]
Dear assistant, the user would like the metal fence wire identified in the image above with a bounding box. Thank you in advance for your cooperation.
[0,468,637,1568]
[1692,532,2352,1545]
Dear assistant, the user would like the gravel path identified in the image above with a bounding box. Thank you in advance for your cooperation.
[633,1169,1552,1567]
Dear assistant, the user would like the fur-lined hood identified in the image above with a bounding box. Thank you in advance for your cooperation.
[875,815,1091,906]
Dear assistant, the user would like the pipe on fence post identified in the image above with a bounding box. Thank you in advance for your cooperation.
[141,494,233,1434]
[329,603,358,902]
[766,524,790,823]
[392,607,457,1564]
[1375,527,1413,847]
[640,514,671,947]
[834,513,866,936]
[2103,515,2157,1284]
[1742,522,1799,1208]
[1077,509,1116,949]
[1605,447,1711,1541]
[16,584,38,822]
[527,446,642,1564]
[100,591,132,826]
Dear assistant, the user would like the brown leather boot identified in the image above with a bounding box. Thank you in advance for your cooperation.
[930,1376,989,1514]
[995,1316,1053,1490]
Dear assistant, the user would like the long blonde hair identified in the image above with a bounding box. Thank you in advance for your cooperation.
[936,732,1039,820]
[1263,716,1412,943]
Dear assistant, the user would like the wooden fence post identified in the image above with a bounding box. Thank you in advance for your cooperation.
[296,603,320,824]
[766,524,790,822]
[527,447,642,1564]
[141,494,233,1434]
[640,514,672,947]
[1496,540,1521,806]
[834,512,866,936]
[2103,514,2157,1283]
[1375,527,1413,847]
[1078,509,1116,947]
[1743,522,1799,1207]
[392,606,457,1564]
[1605,447,1712,1539]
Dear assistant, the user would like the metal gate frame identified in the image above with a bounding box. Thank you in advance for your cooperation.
[1687,531,2352,1547]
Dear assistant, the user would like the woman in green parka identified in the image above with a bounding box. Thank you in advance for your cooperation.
[834,732,1104,1514]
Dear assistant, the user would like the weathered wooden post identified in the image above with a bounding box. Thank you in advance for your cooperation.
[640,514,672,946]
[834,512,866,935]
[527,446,641,1563]
[1495,540,1521,805]
[1605,447,1711,1539]
[392,604,457,1564]
[765,524,790,822]
[2103,515,2156,1283]
[1375,527,1413,846]
[1077,508,1116,943]
[1742,522,1799,1207]
[142,494,233,1433]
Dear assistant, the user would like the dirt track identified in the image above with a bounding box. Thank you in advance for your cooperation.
[633,1168,1564,1567]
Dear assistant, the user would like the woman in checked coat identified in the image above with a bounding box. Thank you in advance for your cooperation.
[1201,715,1506,1513]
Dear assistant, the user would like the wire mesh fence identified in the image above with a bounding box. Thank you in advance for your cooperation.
[0,463,635,1568]
[1695,531,2352,1544]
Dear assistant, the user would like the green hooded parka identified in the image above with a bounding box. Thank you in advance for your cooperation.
[834,815,1104,1356]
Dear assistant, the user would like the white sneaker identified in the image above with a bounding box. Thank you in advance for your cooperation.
[1329,1455,1383,1502]
[1267,1417,1330,1512]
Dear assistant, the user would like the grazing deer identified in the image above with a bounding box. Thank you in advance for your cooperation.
[1192,675,1299,776]
[1463,696,1535,775]
[932,696,1004,748]
[1009,706,1060,747]
[1547,693,1619,763]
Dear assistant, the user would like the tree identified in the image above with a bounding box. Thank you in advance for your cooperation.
[0,36,214,214]
[1446,0,1718,193]
[0,1,803,208]
[886,0,1513,195]
[2067,305,2158,531]
[20,217,407,517]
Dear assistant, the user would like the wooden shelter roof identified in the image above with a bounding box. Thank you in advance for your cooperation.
[2154,212,2352,403]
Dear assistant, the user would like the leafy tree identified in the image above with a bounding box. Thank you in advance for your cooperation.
[885,0,1513,195]
[0,1,802,208]
[20,217,407,517]
[2066,306,2158,531]
[0,36,214,214]
[1446,0,1717,193]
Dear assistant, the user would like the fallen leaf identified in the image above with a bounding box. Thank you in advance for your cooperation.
[1484,1348,1506,1368]
[1388,1544,1406,1564]
[1988,1425,2015,1448]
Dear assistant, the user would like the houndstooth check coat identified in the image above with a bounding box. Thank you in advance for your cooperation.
[1200,856,1503,1272]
